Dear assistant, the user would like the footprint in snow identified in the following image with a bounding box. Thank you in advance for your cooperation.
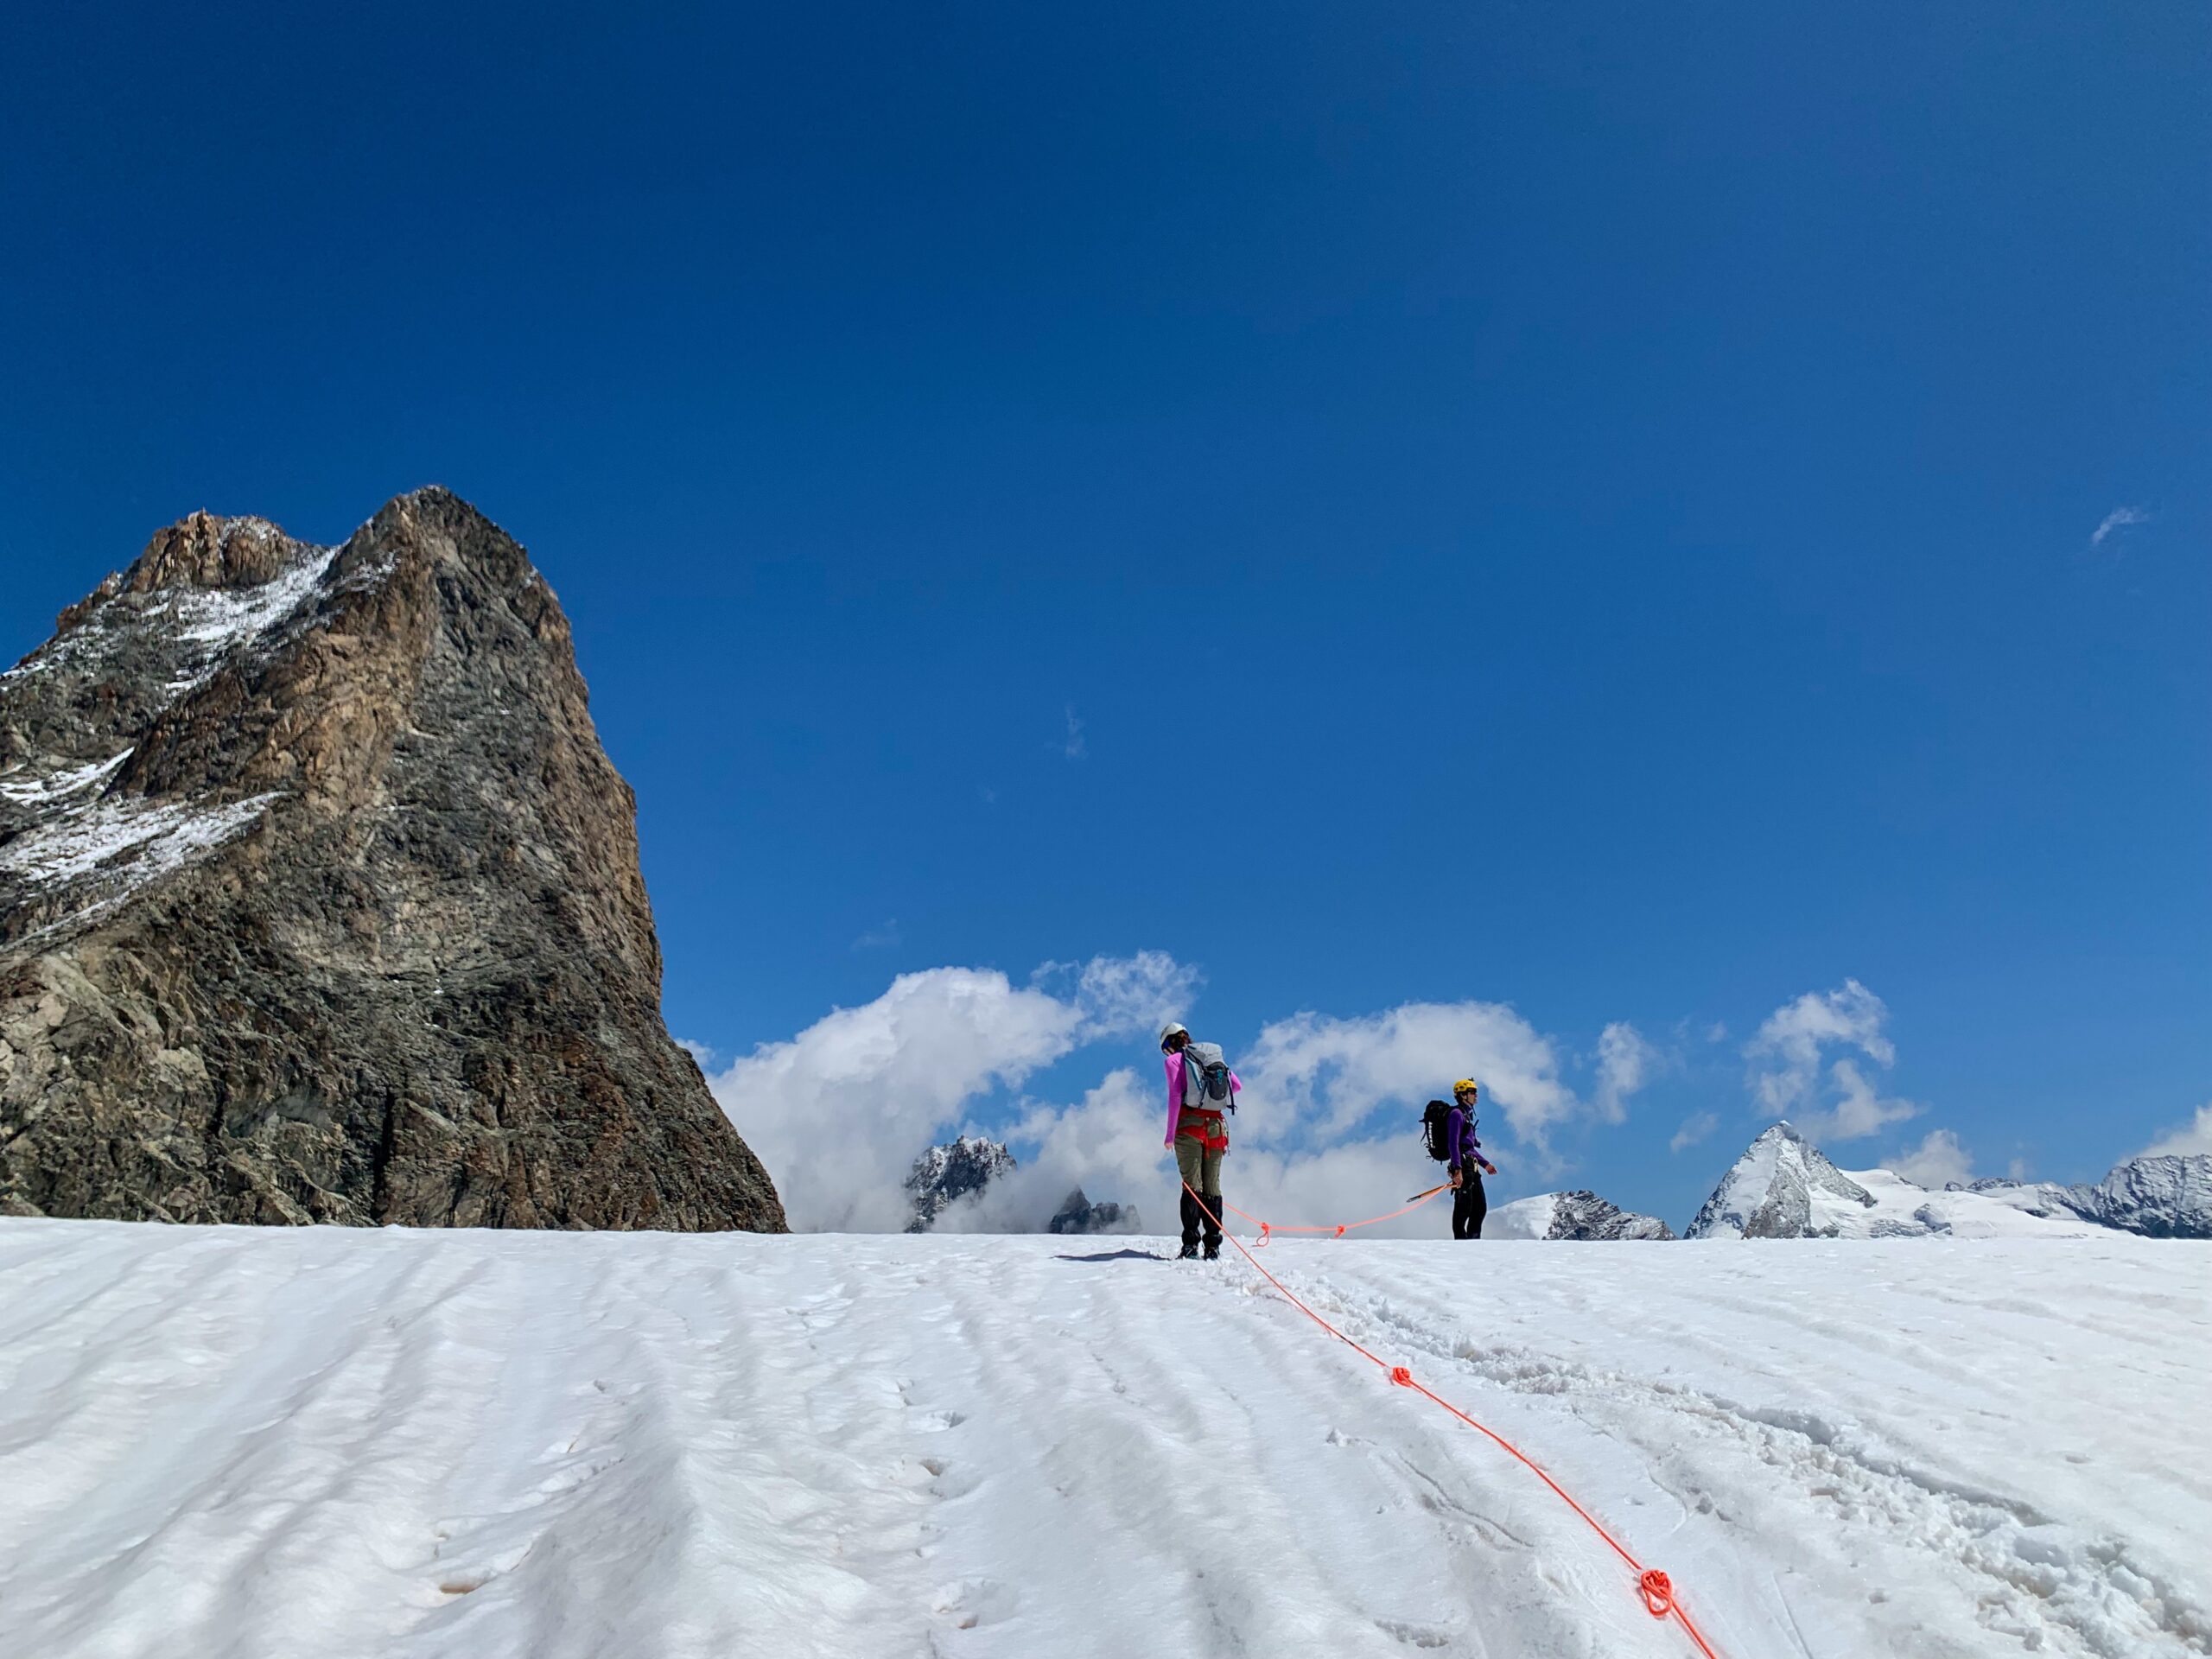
[930,1578,1018,1630]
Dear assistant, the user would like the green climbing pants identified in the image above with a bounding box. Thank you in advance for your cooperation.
[1173,1109,1224,1198]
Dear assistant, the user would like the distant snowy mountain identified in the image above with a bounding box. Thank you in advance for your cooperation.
[1047,1187,1141,1236]
[903,1135,1015,1232]
[1687,1122,2099,1240]
[1491,1190,1675,1240]
[1966,1154,2212,1240]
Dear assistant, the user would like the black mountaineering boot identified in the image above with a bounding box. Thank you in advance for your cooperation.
[1202,1193,1224,1260]
[1179,1188,1202,1258]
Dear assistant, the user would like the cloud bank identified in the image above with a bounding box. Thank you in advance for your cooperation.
[1892,1128,1973,1189]
[706,968,1639,1236]
[702,952,1192,1230]
[2141,1103,2212,1160]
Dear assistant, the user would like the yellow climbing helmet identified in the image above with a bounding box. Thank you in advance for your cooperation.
[1453,1078,1478,1097]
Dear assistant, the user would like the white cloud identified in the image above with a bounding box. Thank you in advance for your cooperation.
[1746,980,1892,1112]
[1041,950,1201,1039]
[1238,1000,1579,1152]
[1670,1111,1718,1154]
[2141,1103,2212,1159]
[1821,1058,1920,1141]
[851,918,901,950]
[1062,705,1086,760]
[1745,979,1917,1141]
[2091,505,2150,548]
[1893,1128,1973,1189]
[702,953,1188,1232]
[1593,1021,1657,1123]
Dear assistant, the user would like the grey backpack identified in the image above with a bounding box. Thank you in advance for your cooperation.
[1181,1042,1238,1113]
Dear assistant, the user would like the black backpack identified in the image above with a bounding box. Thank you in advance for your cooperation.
[1421,1100,1454,1161]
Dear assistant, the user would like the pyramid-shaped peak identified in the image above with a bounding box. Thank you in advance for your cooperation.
[1687,1119,1875,1238]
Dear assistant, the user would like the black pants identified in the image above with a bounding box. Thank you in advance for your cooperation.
[1452,1176,1487,1240]
[1180,1187,1224,1255]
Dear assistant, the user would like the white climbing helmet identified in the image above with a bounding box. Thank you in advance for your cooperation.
[1158,1020,1189,1048]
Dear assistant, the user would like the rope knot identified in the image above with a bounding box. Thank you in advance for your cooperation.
[1389,1366,1414,1388]
[1637,1568,1675,1618]
[1333,1224,1347,1237]
[1257,1224,1272,1247]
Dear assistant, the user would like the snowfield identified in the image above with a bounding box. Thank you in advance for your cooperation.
[1,1221,2206,1659]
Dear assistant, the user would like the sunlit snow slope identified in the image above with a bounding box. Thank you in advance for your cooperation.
[1,1220,2205,1658]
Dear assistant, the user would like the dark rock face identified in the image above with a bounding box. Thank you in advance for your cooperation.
[1541,1190,1675,1241]
[904,1135,1014,1232]
[0,490,786,1231]
[1048,1186,1140,1236]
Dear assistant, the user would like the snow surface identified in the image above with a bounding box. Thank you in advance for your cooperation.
[1,1221,2204,1658]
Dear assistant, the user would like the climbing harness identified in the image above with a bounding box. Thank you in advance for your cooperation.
[1176,1110,1230,1154]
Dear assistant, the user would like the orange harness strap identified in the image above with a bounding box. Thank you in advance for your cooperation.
[1176,1111,1229,1153]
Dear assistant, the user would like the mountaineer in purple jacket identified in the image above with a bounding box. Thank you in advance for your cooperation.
[1446,1079,1498,1240]
[1160,1021,1242,1259]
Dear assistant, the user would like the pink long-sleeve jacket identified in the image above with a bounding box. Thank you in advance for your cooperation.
[1162,1050,1244,1147]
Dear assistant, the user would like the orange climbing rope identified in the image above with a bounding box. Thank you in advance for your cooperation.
[1217,1184,1448,1244]
[1185,1182,1724,1659]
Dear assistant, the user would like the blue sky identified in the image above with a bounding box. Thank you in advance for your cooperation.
[3,1,2206,1229]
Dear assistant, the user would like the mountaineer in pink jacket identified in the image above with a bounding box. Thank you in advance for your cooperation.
[1159,1021,1241,1259]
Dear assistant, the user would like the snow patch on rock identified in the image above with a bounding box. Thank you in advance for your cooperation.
[0,791,279,893]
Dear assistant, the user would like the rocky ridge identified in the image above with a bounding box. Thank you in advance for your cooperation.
[904,1135,1015,1232]
[1964,1154,2212,1240]
[1686,1122,2119,1241]
[0,490,785,1230]
[1048,1186,1141,1236]
[1491,1188,1676,1241]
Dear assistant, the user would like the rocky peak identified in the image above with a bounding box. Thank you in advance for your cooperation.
[0,489,785,1231]
[124,512,305,594]
[905,1135,1015,1232]
[1686,1121,1876,1239]
[1049,1187,1141,1236]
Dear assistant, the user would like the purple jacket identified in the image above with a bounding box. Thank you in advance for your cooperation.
[1447,1106,1491,1174]
[1162,1050,1245,1147]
